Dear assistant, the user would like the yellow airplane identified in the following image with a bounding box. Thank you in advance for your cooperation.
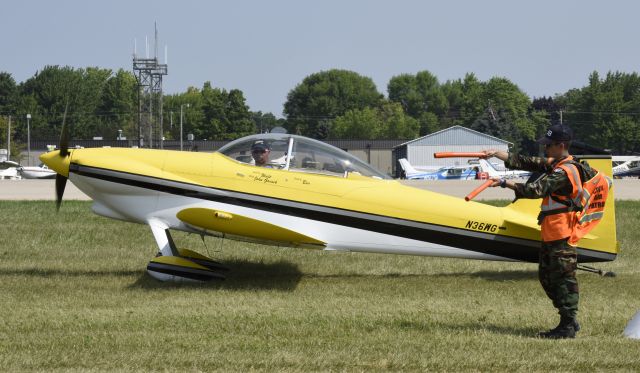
[41,128,618,282]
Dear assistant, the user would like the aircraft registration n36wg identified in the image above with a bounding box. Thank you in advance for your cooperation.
[41,131,619,282]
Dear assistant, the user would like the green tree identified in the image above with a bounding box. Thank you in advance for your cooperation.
[0,72,19,158]
[165,82,254,141]
[484,77,535,143]
[99,69,137,139]
[252,111,286,133]
[418,112,439,136]
[225,89,255,139]
[331,107,380,139]
[79,67,113,138]
[15,65,113,140]
[388,70,448,119]
[284,69,383,138]
[164,86,206,141]
[560,71,640,153]
[330,102,418,139]
[0,72,17,112]
[0,116,21,160]
[16,65,81,139]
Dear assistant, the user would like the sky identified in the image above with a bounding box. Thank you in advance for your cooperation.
[2,0,639,117]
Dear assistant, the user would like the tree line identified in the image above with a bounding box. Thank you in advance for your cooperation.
[1,66,639,155]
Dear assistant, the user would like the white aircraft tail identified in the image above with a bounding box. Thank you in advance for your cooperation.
[398,158,420,176]
[478,159,500,178]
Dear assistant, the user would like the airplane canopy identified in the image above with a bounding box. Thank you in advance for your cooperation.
[218,134,391,179]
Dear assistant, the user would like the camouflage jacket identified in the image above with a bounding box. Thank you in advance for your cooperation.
[504,154,595,199]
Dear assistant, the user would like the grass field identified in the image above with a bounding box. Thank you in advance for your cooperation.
[1,200,639,372]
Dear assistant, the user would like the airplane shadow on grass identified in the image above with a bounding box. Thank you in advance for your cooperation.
[0,266,537,292]
[0,268,141,278]
[0,259,303,292]
[442,270,539,282]
[128,259,303,292]
[129,268,539,291]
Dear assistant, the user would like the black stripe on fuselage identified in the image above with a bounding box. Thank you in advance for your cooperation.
[69,164,616,263]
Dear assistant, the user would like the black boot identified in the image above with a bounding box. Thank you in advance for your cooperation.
[538,316,577,339]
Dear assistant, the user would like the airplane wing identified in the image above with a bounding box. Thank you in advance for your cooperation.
[176,207,326,248]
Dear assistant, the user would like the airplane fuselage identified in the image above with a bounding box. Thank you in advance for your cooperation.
[58,147,615,264]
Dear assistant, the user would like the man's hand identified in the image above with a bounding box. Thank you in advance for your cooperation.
[480,150,497,159]
[488,177,513,189]
[488,177,502,187]
[480,150,508,161]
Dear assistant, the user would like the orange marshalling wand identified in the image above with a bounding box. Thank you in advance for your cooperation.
[465,179,494,201]
[434,152,486,158]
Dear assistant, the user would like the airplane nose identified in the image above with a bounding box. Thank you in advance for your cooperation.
[40,150,71,177]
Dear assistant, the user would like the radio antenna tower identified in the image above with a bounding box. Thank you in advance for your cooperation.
[133,22,168,148]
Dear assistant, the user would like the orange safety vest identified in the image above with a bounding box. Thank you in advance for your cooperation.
[539,157,583,242]
[569,169,612,246]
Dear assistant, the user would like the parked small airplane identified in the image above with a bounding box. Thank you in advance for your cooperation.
[0,160,57,179]
[612,157,640,178]
[0,161,21,180]
[478,159,532,179]
[40,123,618,282]
[398,158,477,180]
[19,163,57,179]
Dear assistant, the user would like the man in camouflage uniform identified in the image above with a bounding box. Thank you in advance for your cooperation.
[482,124,595,339]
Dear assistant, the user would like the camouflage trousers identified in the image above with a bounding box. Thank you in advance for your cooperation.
[539,239,579,318]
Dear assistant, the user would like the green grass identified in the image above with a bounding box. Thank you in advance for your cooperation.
[0,200,639,372]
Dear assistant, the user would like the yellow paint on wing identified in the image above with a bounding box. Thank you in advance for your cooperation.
[176,207,325,246]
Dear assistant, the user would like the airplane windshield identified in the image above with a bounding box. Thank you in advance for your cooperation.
[218,134,391,179]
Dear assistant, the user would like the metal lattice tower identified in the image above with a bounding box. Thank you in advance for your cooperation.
[133,24,168,148]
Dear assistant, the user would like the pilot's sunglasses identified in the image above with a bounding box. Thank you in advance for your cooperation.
[252,149,266,154]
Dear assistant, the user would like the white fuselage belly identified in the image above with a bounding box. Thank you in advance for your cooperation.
[70,173,511,262]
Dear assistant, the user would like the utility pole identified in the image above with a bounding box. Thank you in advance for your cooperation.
[26,113,31,166]
[6,116,10,160]
[180,104,189,151]
[559,110,563,125]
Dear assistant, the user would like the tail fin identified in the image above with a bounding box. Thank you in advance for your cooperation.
[478,159,500,178]
[398,158,419,176]
[501,155,618,262]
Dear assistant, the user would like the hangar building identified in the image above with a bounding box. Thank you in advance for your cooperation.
[392,125,512,178]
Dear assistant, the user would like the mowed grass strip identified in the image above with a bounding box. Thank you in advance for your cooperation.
[0,200,638,371]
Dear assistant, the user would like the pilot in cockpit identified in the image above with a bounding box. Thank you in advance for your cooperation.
[251,140,272,167]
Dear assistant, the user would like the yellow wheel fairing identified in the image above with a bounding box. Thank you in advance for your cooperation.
[177,248,216,261]
[177,248,229,271]
[176,207,326,246]
[147,256,225,282]
[150,256,208,270]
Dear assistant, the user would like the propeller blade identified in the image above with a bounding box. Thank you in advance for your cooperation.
[55,174,67,212]
[59,101,70,157]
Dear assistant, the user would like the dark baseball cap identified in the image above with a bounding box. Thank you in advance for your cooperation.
[251,140,270,151]
[537,124,573,144]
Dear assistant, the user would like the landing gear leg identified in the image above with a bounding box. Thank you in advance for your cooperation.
[146,218,227,282]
